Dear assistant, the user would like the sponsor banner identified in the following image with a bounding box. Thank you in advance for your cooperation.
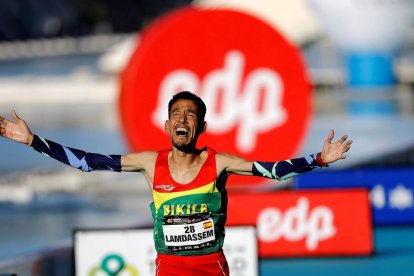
[74,226,258,276]
[119,7,312,185]
[295,169,414,225]
[227,189,373,257]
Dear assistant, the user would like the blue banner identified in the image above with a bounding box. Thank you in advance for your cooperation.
[294,168,414,225]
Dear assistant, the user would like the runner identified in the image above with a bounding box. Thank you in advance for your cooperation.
[0,91,352,275]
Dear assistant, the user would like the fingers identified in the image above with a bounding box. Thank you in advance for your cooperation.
[326,130,351,146]
[337,135,348,145]
[0,116,5,130]
[343,139,352,148]
[12,110,20,121]
[0,115,11,129]
[0,115,8,125]
[326,129,334,143]
[343,145,351,153]
[0,114,12,138]
[0,122,6,137]
[341,140,352,156]
[344,139,353,147]
[2,111,23,123]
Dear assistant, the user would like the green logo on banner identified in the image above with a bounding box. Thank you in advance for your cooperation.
[89,253,138,276]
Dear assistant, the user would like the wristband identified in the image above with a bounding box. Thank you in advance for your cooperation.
[315,152,329,167]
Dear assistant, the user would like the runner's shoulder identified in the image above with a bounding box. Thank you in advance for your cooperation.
[215,152,247,167]
[122,150,158,171]
[130,150,158,162]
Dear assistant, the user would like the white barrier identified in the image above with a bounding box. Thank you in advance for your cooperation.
[74,226,258,276]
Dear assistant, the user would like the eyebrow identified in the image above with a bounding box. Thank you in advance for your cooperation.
[171,106,197,114]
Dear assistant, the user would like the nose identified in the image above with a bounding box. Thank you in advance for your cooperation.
[178,113,187,123]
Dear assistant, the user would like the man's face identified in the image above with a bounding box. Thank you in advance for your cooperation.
[165,99,206,151]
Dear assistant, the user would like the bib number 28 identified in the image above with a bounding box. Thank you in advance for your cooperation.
[162,213,216,252]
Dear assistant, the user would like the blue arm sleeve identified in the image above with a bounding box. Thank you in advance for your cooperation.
[30,134,122,172]
[252,153,327,181]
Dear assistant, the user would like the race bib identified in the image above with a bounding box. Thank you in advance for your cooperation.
[162,212,216,252]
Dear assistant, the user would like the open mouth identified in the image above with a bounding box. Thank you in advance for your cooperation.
[176,127,188,136]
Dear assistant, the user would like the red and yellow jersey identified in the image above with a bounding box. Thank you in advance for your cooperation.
[150,147,228,255]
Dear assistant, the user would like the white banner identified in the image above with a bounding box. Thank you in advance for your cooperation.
[74,226,258,276]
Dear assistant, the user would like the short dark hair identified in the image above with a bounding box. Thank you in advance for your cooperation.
[168,91,207,124]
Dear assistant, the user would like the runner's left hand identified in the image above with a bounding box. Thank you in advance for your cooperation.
[320,129,352,164]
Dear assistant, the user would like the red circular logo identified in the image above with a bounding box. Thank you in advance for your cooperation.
[120,7,312,186]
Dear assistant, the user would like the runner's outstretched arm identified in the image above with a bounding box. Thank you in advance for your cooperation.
[0,111,121,172]
[220,130,352,180]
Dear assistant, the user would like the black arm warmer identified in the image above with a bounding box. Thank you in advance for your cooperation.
[252,153,326,180]
[30,134,122,172]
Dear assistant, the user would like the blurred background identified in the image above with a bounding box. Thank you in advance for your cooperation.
[1,0,414,275]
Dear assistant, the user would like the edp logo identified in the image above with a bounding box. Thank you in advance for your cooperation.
[152,50,287,153]
[257,197,336,251]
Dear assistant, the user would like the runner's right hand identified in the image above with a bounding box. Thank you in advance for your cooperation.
[0,111,34,145]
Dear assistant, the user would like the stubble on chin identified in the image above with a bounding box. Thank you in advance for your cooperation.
[172,139,195,153]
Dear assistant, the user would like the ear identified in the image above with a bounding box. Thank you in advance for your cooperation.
[164,120,170,132]
[201,121,207,134]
